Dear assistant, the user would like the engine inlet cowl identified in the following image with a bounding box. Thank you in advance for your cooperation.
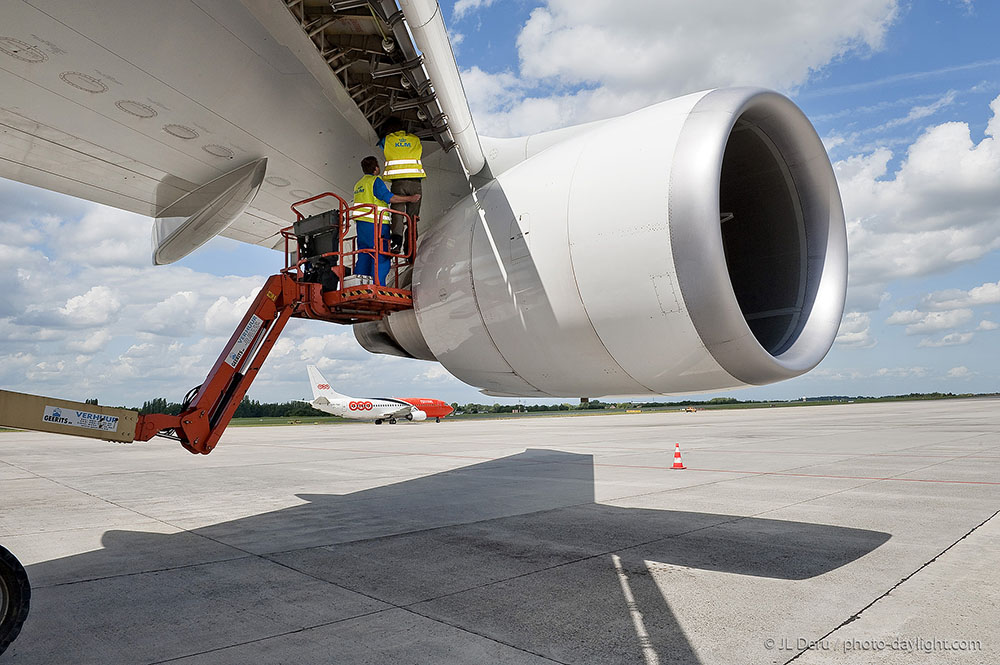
[669,88,847,385]
[393,88,846,397]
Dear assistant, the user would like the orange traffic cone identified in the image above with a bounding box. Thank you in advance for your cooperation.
[671,443,686,469]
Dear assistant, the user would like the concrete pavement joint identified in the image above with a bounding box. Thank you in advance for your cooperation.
[249,553,571,665]
[678,436,1000,487]
[781,506,1000,664]
[396,605,572,665]
[30,554,256,590]
[388,461,920,639]
[612,466,1000,486]
[670,449,1000,460]
[393,511,752,608]
[374,439,1000,635]
[591,442,955,524]
[0,459,49,480]
[145,606,395,665]
[251,497,748,629]
[11,470,203,533]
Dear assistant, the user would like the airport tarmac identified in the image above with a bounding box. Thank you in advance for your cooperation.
[1,398,998,665]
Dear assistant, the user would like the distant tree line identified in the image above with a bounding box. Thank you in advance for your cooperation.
[451,396,744,414]
[138,397,183,416]
[231,398,326,418]
[86,391,994,418]
[129,397,324,418]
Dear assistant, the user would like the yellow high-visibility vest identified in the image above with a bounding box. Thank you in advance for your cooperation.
[382,131,426,179]
[352,175,390,224]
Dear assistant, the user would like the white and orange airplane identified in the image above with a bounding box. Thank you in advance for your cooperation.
[305,366,452,425]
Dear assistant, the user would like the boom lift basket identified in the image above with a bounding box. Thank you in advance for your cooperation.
[285,192,417,324]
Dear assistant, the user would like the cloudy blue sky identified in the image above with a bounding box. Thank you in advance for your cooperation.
[2,0,999,406]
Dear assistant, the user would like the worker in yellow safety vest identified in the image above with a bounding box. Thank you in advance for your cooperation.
[378,117,425,254]
[352,156,420,286]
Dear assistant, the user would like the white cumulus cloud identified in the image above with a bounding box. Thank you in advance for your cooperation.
[886,308,973,335]
[921,279,1000,310]
[298,333,367,363]
[463,0,899,136]
[420,365,453,381]
[837,94,1000,289]
[885,309,924,325]
[917,332,974,347]
[875,366,929,378]
[203,292,257,336]
[52,207,151,268]
[66,329,113,353]
[453,0,497,21]
[140,291,199,335]
[835,312,877,348]
[58,286,122,327]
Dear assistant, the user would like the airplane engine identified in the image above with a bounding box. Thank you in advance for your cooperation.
[357,87,847,398]
[408,410,428,422]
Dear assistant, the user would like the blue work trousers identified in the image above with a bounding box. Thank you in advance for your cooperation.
[355,220,391,286]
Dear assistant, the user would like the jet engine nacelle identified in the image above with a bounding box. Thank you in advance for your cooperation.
[357,87,847,398]
[408,410,428,422]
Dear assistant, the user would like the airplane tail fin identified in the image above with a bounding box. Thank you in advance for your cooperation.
[306,365,349,401]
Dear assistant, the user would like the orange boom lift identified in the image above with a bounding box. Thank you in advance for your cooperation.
[0,193,416,455]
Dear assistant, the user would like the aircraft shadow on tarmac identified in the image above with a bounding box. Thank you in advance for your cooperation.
[13,449,892,665]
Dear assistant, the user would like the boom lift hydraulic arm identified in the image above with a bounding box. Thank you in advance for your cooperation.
[134,272,298,454]
[0,193,416,454]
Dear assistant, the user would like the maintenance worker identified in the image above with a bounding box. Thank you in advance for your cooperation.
[352,156,420,286]
[378,117,425,254]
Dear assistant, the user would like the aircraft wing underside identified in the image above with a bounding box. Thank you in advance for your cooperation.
[0,0,479,254]
[387,405,413,418]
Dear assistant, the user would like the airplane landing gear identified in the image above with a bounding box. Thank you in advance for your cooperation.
[375,419,383,425]
[389,418,397,424]
[435,417,441,423]
[0,545,30,656]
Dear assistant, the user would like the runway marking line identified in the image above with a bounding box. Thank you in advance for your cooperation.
[591,463,1000,486]
[686,449,1000,460]
[238,445,1000,485]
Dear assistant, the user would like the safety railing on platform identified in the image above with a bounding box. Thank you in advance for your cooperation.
[283,192,417,290]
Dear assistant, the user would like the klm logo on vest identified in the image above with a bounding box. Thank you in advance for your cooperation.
[354,184,366,195]
[394,139,412,148]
